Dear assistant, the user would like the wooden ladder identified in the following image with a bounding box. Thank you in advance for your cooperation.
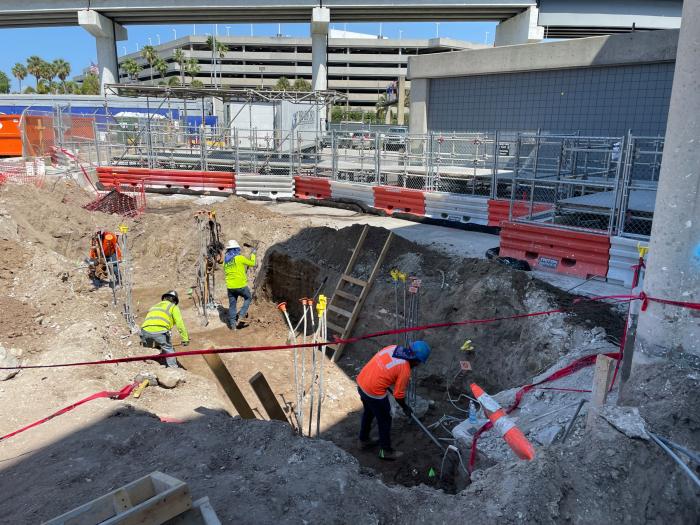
[328,225,393,362]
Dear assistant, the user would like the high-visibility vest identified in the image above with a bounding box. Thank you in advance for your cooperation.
[141,300,189,342]
[356,345,411,400]
[223,253,256,289]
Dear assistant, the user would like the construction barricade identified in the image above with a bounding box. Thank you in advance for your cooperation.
[83,182,147,218]
[607,236,648,287]
[294,176,332,200]
[424,192,489,225]
[499,222,610,279]
[488,199,551,227]
[329,180,375,208]
[372,186,425,216]
[96,167,235,192]
[235,174,294,198]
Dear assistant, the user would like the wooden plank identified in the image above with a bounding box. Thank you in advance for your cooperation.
[45,472,189,525]
[340,274,367,287]
[333,233,393,362]
[164,497,221,525]
[249,372,288,423]
[202,353,256,420]
[343,225,368,275]
[334,289,360,302]
[585,354,616,431]
[327,304,353,318]
[326,321,347,335]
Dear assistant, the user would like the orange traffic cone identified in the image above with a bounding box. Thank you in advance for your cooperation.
[470,383,535,461]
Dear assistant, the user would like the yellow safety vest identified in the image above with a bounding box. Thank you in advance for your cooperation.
[223,253,256,289]
[141,300,189,342]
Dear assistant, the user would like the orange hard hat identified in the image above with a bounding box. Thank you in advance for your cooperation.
[104,233,114,241]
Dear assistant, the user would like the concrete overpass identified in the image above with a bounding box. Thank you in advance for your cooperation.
[0,1,682,92]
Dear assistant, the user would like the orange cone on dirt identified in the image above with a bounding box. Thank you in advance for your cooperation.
[470,383,535,461]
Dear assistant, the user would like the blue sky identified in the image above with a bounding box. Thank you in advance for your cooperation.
[0,21,496,91]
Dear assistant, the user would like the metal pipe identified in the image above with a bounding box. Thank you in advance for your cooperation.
[410,412,446,451]
[648,431,700,489]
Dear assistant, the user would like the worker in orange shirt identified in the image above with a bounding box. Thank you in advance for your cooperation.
[87,231,122,287]
[356,341,431,460]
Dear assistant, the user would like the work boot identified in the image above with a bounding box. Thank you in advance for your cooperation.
[378,448,404,461]
[357,439,380,450]
[236,321,249,330]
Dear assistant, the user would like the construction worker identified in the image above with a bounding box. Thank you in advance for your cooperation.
[140,291,189,368]
[356,340,431,460]
[87,231,121,287]
[220,239,256,330]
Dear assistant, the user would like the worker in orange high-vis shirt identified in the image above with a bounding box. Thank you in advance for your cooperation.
[356,340,431,460]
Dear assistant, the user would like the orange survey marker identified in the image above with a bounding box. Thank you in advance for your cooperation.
[470,382,535,461]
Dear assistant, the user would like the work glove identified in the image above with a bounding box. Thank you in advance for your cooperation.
[182,341,190,347]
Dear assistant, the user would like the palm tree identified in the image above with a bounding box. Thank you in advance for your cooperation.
[173,49,187,85]
[26,56,44,88]
[140,45,158,84]
[52,59,71,93]
[292,78,311,92]
[11,63,27,92]
[154,57,168,81]
[122,58,142,83]
[63,80,79,94]
[38,61,56,93]
[206,36,227,87]
[184,58,201,86]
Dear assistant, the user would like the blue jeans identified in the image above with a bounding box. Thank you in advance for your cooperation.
[140,330,178,368]
[358,387,392,450]
[227,286,252,327]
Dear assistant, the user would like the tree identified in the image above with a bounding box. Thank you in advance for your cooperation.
[26,55,44,88]
[375,94,388,122]
[275,76,291,91]
[140,45,158,84]
[80,72,100,95]
[167,76,181,87]
[38,61,57,93]
[52,59,71,93]
[0,71,10,94]
[11,63,27,92]
[122,57,142,82]
[292,78,311,92]
[63,80,79,94]
[154,57,168,80]
[184,58,201,85]
[206,36,227,87]
[173,48,187,85]
[191,79,204,88]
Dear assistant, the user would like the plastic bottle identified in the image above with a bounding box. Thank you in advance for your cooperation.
[468,401,477,424]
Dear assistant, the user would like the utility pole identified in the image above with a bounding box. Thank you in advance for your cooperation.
[632,0,700,362]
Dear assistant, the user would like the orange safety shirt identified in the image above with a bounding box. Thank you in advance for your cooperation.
[356,345,411,400]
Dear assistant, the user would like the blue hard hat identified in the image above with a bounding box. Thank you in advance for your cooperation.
[409,340,431,363]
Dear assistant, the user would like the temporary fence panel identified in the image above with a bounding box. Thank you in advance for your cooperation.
[329,180,375,208]
[607,235,648,287]
[424,192,489,225]
[372,185,425,216]
[235,174,293,198]
[294,176,332,200]
[430,132,496,197]
[499,221,611,279]
[488,199,552,227]
[0,115,22,157]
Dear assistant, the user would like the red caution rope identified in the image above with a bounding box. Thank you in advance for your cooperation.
[0,295,637,371]
[0,382,137,442]
[639,292,700,312]
[468,352,621,472]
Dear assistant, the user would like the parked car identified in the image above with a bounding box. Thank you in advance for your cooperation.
[350,130,374,149]
[382,127,407,151]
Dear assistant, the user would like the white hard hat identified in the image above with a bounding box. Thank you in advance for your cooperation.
[225,239,240,250]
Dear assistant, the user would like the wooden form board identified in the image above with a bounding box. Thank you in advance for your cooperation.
[202,353,256,420]
[164,497,221,525]
[45,471,191,525]
[586,354,616,430]
[249,371,288,423]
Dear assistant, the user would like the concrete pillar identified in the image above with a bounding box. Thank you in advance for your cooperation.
[311,7,329,129]
[408,78,429,135]
[494,6,544,47]
[397,76,406,126]
[78,10,128,93]
[634,0,700,359]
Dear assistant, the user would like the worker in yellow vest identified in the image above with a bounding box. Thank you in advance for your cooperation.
[140,290,189,368]
[221,239,256,330]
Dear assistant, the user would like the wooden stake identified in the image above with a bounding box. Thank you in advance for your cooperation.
[249,372,288,423]
[202,353,256,419]
[586,354,615,431]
